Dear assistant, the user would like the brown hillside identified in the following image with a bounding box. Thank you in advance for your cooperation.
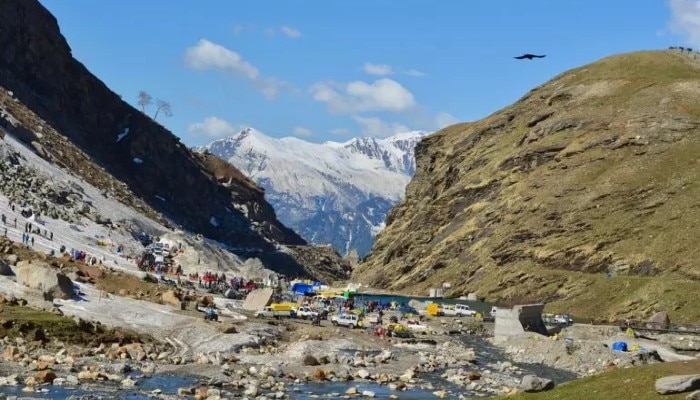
[356,51,700,322]
[0,0,302,249]
[0,0,349,281]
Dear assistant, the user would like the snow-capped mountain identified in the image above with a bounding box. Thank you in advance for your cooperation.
[206,127,427,257]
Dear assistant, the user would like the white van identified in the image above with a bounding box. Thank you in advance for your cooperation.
[455,304,477,317]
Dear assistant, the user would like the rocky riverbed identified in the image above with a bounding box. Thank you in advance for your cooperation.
[1,238,696,400]
[3,308,692,400]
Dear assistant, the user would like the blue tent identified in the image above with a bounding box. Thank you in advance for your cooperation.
[612,341,628,352]
[291,282,314,295]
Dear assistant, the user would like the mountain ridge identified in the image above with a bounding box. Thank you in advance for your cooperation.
[0,0,349,280]
[206,127,426,257]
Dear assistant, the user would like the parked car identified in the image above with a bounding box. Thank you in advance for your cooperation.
[455,304,477,317]
[441,304,457,317]
[553,314,573,326]
[296,306,319,320]
[255,306,295,319]
[331,313,360,328]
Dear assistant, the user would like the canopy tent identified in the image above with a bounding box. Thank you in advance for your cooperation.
[290,282,315,295]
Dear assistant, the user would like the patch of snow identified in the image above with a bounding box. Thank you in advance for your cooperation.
[0,131,278,280]
[116,127,130,142]
[133,157,143,164]
[209,216,219,227]
[370,221,386,236]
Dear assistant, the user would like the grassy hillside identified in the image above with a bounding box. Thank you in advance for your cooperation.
[494,359,700,400]
[356,51,700,322]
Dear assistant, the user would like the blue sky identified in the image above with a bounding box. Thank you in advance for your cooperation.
[39,0,700,146]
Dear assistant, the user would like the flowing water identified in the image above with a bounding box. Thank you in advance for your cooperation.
[0,336,577,399]
[0,378,454,399]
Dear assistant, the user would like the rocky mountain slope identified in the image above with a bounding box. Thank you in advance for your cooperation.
[356,51,700,322]
[0,0,349,280]
[206,128,425,257]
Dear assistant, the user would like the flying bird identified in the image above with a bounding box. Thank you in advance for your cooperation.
[514,54,546,60]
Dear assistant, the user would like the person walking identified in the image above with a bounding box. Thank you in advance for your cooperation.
[31,236,34,246]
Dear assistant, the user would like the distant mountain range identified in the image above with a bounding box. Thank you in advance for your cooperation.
[205,128,426,257]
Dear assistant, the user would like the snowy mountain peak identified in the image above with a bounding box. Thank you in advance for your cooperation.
[206,127,429,257]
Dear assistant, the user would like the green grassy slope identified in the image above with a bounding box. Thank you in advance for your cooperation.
[356,51,700,322]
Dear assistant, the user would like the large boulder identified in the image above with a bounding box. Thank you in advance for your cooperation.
[302,355,320,366]
[658,335,700,352]
[35,370,56,384]
[4,254,19,266]
[648,311,670,328]
[520,375,554,392]
[15,260,73,300]
[161,290,181,307]
[0,259,13,276]
[656,375,700,395]
[76,264,103,280]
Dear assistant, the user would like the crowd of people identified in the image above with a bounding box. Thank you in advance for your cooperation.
[2,207,55,246]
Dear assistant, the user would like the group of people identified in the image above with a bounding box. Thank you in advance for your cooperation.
[20,232,34,246]
[2,208,54,243]
[65,247,103,266]
[192,271,259,293]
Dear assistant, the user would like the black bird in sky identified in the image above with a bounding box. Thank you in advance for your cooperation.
[514,54,546,60]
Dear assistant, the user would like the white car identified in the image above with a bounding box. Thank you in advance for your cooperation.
[296,306,319,320]
[441,305,457,316]
[331,313,360,328]
[455,304,477,317]
[553,314,573,326]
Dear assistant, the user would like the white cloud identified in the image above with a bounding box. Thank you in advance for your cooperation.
[363,62,393,76]
[184,39,260,79]
[280,26,302,38]
[353,116,410,138]
[310,78,416,114]
[669,0,700,47]
[187,116,240,138]
[404,68,426,77]
[184,39,290,100]
[435,111,459,129]
[293,126,313,137]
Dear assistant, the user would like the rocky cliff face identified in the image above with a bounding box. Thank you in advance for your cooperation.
[0,0,300,249]
[356,51,700,322]
[0,0,348,280]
